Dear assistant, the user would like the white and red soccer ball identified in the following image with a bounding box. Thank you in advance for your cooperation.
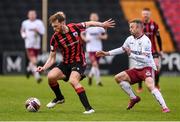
[25,97,41,112]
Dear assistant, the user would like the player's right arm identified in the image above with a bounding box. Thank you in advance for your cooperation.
[37,51,56,72]
[20,21,26,39]
[37,35,57,72]
[96,37,130,57]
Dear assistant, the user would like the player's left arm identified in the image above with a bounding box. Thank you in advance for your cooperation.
[156,30,162,52]
[85,19,115,29]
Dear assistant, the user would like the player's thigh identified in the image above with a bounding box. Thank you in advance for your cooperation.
[47,67,66,81]
[144,77,155,91]
[114,71,131,83]
[26,49,38,64]
[89,52,99,66]
[69,71,82,88]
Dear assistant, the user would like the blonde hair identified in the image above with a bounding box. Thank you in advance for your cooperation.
[49,11,66,24]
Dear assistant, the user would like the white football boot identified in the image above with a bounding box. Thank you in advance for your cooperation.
[83,109,95,114]
[46,98,65,108]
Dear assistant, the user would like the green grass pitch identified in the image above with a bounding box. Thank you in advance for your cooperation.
[0,75,180,121]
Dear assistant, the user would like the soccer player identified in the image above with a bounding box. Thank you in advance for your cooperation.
[36,11,115,114]
[20,10,45,83]
[137,8,163,93]
[81,13,108,86]
[96,19,170,113]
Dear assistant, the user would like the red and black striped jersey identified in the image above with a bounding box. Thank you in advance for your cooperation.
[50,23,86,65]
[143,20,159,53]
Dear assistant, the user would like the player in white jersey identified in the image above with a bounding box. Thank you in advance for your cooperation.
[20,10,45,83]
[96,19,170,113]
[81,13,108,86]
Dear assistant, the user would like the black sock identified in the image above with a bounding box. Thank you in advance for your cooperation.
[76,88,92,111]
[155,74,160,86]
[138,81,142,88]
[50,84,64,99]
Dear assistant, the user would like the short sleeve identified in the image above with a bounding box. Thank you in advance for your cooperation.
[154,22,159,33]
[37,20,45,35]
[50,35,58,52]
[99,27,106,34]
[75,22,86,32]
[122,37,130,48]
[21,21,25,30]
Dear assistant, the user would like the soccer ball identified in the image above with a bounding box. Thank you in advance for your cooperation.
[25,97,41,112]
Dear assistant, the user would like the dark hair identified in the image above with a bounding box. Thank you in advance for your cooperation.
[49,11,66,24]
[143,8,150,11]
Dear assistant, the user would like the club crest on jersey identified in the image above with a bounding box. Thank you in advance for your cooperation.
[150,24,155,30]
[73,32,78,37]
[145,71,151,76]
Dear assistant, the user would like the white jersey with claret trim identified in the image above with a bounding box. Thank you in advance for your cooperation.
[21,19,45,49]
[85,27,106,52]
[123,34,157,70]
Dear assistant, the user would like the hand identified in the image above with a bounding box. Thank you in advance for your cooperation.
[102,19,115,28]
[96,51,109,57]
[36,66,45,73]
[123,47,131,56]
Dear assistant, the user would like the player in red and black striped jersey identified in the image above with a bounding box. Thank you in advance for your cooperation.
[137,8,163,93]
[37,11,115,114]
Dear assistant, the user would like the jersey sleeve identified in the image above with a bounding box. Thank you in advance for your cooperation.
[37,20,45,35]
[154,22,159,33]
[50,35,58,52]
[122,37,130,48]
[75,22,86,32]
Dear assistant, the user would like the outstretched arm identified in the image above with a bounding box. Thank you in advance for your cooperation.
[85,19,115,28]
[96,47,125,57]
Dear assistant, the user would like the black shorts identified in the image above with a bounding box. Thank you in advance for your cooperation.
[152,52,160,58]
[56,62,86,82]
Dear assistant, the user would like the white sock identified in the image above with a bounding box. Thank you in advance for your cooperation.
[89,67,96,77]
[119,81,136,99]
[29,63,41,80]
[27,64,31,72]
[151,88,167,109]
[94,67,101,84]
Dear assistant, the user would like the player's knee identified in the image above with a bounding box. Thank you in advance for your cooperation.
[114,74,122,83]
[145,77,155,91]
[69,78,78,86]
[47,72,57,81]
[92,61,98,67]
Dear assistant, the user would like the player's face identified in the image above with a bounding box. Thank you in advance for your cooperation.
[129,23,138,36]
[90,13,99,21]
[129,23,143,37]
[142,10,151,22]
[51,20,65,33]
[28,11,37,21]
